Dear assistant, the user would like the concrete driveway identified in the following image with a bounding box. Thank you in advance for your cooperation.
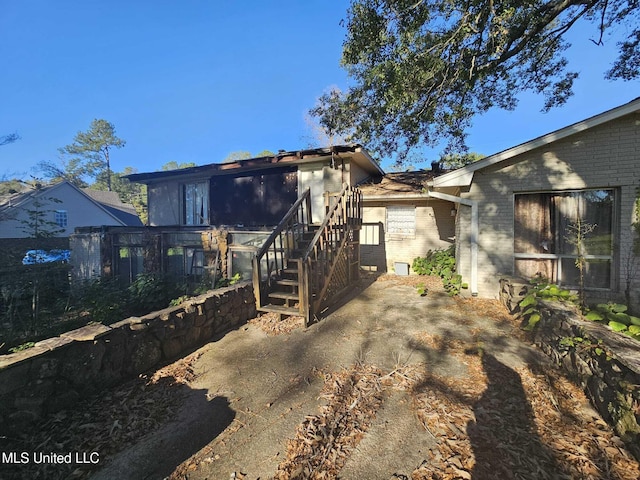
[90,274,638,480]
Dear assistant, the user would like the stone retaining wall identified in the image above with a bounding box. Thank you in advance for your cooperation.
[0,281,256,434]
[500,278,640,459]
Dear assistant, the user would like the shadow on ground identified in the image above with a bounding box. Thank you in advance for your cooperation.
[90,389,234,480]
[467,353,560,479]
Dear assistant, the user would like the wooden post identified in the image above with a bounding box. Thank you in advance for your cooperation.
[252,256,262,309]
[299,258,311,327]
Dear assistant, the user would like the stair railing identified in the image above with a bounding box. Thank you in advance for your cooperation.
[252,188,312,309]
[300,183,362,324]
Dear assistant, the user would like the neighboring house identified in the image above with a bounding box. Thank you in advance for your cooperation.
[427,97,640,306]
[359,170,455,273]
[0,180,143,238]
[81,189,142,227]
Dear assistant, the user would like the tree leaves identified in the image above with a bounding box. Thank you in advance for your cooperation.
[316,0,639,162]
[55,119,125,190]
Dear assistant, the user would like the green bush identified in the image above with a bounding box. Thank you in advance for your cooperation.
[583,302,640,342]
[77,277,129,324]
[0,263,72,349]
[517,276,577,331]
[128,273,181,315]
[412,246,468,296]
[412,245,456,277]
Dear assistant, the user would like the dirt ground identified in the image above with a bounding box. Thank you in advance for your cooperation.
[7,274,639,479]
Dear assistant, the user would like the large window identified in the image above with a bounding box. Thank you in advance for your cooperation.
[514,189,615,289]
[183,182,209,225]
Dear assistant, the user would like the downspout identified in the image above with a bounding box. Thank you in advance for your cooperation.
[426,190,479,296]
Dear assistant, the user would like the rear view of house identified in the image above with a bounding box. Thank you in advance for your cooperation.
[72,145,384,325]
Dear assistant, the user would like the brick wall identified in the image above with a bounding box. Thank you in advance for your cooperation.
[362,200,454,273]
[457,113,640,305]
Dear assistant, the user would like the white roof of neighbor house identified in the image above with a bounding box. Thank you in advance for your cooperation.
[430,97,640,188]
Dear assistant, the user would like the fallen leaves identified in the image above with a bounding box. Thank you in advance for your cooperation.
[272,363,385,479]
[249,312,305,336]
[404,343,640,480]
[1,352,202,480]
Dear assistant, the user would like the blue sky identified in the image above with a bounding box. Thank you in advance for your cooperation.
[0,1,637,178]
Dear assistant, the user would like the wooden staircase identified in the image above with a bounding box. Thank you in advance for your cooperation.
[255,228,317,318]
[252,184,362,326]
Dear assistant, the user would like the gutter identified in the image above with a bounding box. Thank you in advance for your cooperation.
[362,193,430,201]
[426,190,478,296]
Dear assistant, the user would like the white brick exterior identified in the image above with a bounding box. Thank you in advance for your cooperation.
[362,199,455,272]
[456,111,640,305]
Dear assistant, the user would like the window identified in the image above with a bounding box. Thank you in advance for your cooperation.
[55,210,68,228]
[387,206,416,237]
[166,246,204,277]
[183,182,209,225]
[514,189,615,289]
[117,246,144,284]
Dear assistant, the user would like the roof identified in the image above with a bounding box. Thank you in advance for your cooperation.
[0,181,142,227]
[124,144,384,184]
[359,171,437,198]
[82,189,143,226]
[431,97,640,188]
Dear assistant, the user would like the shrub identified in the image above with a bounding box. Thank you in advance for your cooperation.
[583,302,640,342]
[77,277,129,324]
[127,273,181,316]
[517,275,577,331]
[412,246,468,296]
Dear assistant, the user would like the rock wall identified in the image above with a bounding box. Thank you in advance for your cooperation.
[0,281,256,434]
[500,278,640,459]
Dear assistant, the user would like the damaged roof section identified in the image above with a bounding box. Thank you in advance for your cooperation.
[359,170,439,199]
[124,144,384,184]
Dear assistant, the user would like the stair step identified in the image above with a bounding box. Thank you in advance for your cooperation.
[282,268,299,275]
[276,279,299,286]
[258,304,300,316]
[269,292,299,301]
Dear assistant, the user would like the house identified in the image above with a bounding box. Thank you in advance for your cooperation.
[110,144,382,281]
[0,180,142,239]
[69,145,383,324]
[359,170,455,273]
[427,97,640,308]
[124,145,383,227]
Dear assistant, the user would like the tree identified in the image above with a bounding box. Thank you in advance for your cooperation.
[46,119,125,190]
[161,161,197,171]
[220,151,275,162]
[0,133,20,146]
[254,150,276,157]
[221,151,253,163]
[439,152,485,169]
[306,87,355,148]
[0,178,27,196]
[19,193,64,239]
[92,166,148,224]
[314,0,639,162]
